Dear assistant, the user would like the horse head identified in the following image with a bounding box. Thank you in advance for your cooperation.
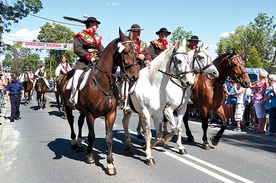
[226,51,250,88]
[116,28,140,81]
[189,43,219,79]
[170,39,195,87]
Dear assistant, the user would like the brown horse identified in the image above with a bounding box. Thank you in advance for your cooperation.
[35,78,47,109]
[54,76,64,115]
[183,51,251,149]
[22,73,33,105]
[60,28,139,175]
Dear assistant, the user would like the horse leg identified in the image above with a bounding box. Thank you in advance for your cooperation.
[161,107,176,146]
[183,112,194,142]
[122,111,133,152]
[85,113,95,164]
[76,113,85,152]
[150,113,163,149]
[163,107,187,155]
[136,114,143,139]
[24,92,27,106]
[65,106,77,149]
[43,93,47,109]
[201,107,211,150]
[210,107,227,146]
[104,111,117,175]
[141,110,155,166]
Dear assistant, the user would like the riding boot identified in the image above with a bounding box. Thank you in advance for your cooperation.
[67,89,76,109]
[66,70,82,109]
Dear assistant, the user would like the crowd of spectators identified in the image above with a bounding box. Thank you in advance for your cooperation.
[223,71,276,136]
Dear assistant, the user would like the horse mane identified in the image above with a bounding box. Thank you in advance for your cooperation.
[147,46,174,83]
[213,52,232,64]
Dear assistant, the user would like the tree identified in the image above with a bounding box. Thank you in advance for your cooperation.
[2,43,41,74]
[246,47,263,68]
[36,22,76,79]
[216,13,276,68]
[170,26,192,45]
[0,0,43,44]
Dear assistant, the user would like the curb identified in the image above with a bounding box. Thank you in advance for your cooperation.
[0,96,7,157]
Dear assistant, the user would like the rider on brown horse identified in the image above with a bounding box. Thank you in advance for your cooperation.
[67,17,104,108]
[54,55,72,91]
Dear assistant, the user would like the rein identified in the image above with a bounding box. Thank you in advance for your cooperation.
[158,51,193,80]
[91,40,138,97]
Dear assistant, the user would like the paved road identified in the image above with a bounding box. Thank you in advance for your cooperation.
[0,93,275,183]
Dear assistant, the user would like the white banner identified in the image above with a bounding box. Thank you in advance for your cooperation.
[16,41,73,50]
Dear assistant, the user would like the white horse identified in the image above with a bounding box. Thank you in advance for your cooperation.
[123,43,219,156]
[161,44,219,154]
[122,39,195,165]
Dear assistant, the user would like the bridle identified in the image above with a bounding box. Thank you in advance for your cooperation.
[115,40,138,82]
[92,40,138,97]
[191,47,213,75]
[227,55,247,82]
[158,47,194,81]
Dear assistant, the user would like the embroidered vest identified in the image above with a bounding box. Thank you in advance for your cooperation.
[133,39,147,54]
[74,30,102,49]
[150,39,172,50]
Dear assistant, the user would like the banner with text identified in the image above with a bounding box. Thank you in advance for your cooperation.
[16,41,73,50]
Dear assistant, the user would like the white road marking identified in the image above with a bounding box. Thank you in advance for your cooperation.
[122,129,255,183]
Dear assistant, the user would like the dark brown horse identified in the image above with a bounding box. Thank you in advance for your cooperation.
[54,76,64,115]
[60,28,139,175]
[35,78,47,109]
[22,73,33,105]
[183,51,251,149]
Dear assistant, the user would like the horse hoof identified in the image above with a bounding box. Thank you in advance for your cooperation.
[106,166,117,175]
[137,134,143,139]
[146,158,155,166]
[202,143,211,150]
[124,145,132,153]
[76,146,84,152]
[179,149,187,155]
[70,143,77,150]
[85,154,95,164]
[210,136,218,146]
[187,136,194,142]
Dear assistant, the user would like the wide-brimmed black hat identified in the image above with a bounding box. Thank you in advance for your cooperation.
[84,17,101,24]
[127,24,144,32]
[188,35,201,42]
[156,28,171,35]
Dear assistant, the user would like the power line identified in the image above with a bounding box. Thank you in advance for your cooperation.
[29,14,84,27]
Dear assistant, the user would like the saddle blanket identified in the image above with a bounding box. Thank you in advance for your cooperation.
[66,69,91,91]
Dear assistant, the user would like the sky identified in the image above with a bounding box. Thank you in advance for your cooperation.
[1,0,276,61]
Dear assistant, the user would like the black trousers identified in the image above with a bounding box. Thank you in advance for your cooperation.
[10,95,21,119]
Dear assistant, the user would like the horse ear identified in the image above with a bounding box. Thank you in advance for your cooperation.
[175,40,181,49]
[238,50,244,56]
[119,27,126,40]
[181,38,186,47]
[205,44,209,50]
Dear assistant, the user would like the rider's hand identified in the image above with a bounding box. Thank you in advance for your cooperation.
[90,57,96,62]
[138,54,145,61]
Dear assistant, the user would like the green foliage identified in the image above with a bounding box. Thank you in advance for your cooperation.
[216,13,276,69]
[0,0,43,41]
[2,44,42,74]
[246,47,263,68]
[170,26,192,45]
[36,22,76,79]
